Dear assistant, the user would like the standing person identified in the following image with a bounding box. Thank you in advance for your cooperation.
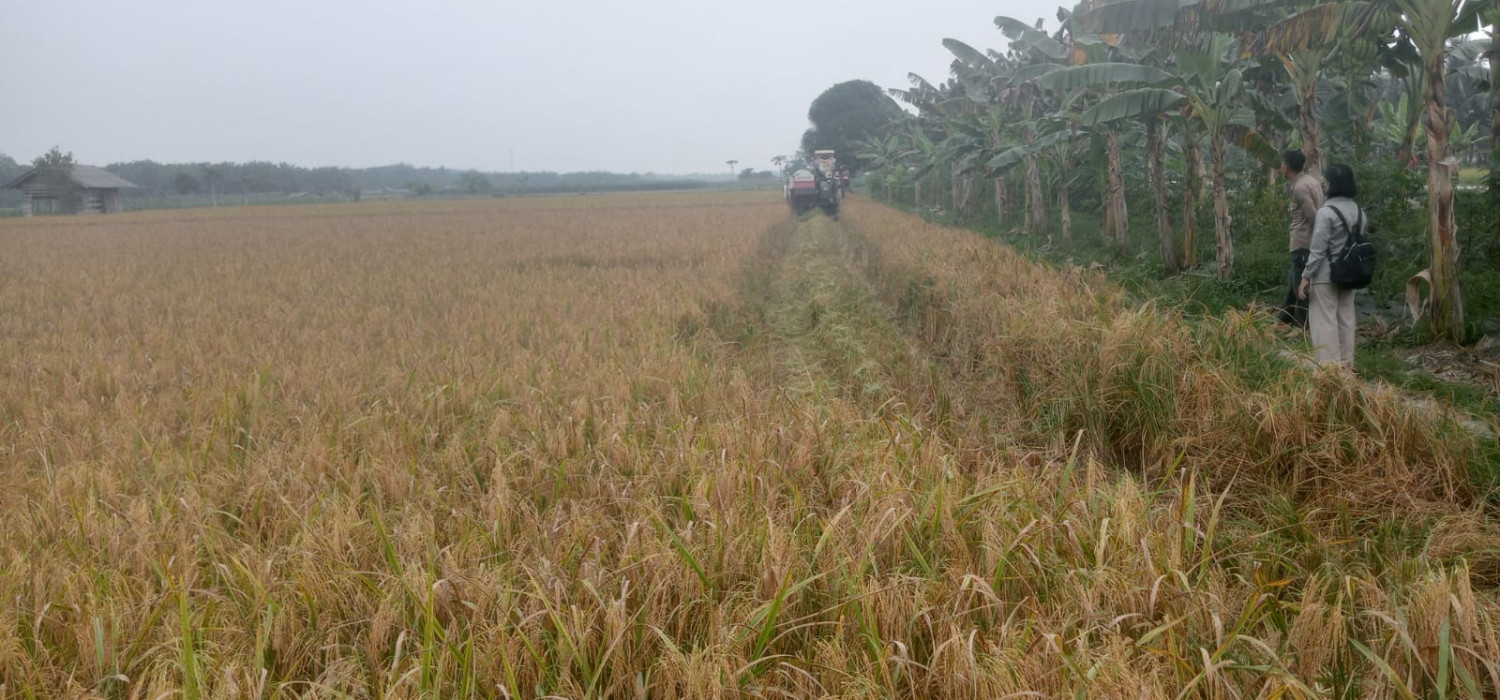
[1279,150,1323,329]
[1298,163,1361,369]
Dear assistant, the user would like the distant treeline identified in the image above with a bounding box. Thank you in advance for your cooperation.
[0,153,730,208]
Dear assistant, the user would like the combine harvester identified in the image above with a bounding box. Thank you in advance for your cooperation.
[784,149,840,218]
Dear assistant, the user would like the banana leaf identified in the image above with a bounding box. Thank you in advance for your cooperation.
[1035,62,1178,90]
[1077,88,1189,126]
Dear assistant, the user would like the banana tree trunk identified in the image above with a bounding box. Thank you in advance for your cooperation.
[1492,23,1500,175]
[935,169,944,213]
[1298,86,1321,178]
[1197,145,1210,203]
[941,167,950,213]
[1290,51,1323,177]
[1353,98,1375,162]
[1489,23,1500,252]
[1183,125,1200,268]
[1147,117,1177,273]
[1210,131,1233,281]
[1025,156,1047,234]
[915,178,922,210]
[1106,129,1128,254]
[1423,52,1464,340]
[994,177,1006,227]
[951,163,960,215]
[1059,155,1072,241]
[1398,76,1424,170]
[1397,126,1420,168]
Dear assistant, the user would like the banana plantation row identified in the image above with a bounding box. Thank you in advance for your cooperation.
[850,0,1495,341]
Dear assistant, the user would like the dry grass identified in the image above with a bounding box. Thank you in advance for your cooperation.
[0,193,1496,698]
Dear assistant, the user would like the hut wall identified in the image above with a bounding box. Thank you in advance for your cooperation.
[80,190,102,215]
[23,183,62,215]
[16,183,114,215]
[101,189,123,214]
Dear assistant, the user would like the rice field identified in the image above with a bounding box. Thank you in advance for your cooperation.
[1,192,1497,698]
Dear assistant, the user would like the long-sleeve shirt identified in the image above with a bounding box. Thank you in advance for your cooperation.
[1288,172,1323,251]
[1303,196,1360,284]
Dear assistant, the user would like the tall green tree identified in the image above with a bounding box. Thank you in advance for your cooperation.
[0,153,22,181]
[459,170,491,193]
[173,172,201,195]
[802,80,905,172]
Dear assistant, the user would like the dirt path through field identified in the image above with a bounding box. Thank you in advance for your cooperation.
[706,211,981,445]
[759,215,921,400]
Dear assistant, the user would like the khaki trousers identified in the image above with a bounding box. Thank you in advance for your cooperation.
[1308,282,1356,366]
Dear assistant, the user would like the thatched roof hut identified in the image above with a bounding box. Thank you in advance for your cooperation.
[2,165,138,215]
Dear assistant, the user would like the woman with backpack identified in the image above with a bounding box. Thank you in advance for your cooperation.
[1297,163,1365,369]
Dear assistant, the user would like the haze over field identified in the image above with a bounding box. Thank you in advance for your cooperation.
[0,0,1044,173]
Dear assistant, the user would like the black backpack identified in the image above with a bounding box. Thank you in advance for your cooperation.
[1326,205,1375,290]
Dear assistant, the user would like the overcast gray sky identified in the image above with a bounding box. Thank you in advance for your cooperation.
[1,0,1055,174]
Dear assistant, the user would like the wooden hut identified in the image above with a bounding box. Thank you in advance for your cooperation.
[1,165,138,216]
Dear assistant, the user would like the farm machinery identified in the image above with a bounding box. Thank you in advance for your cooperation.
[784,149,841,217]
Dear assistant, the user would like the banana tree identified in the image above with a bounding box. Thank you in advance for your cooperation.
[1487,13,1500,239]
[1279,48,1327,175]
[1030,64,1172,256]
[1146,115,1178,271]
[992,17,1073,236]
[1248,2,1383,177]
[1070,0,1328,271]
[941,39,1023,223]
[1092,37,1277,278]
[1180,36,1281,279]
[938,39,1019,228]
[1040,102,1089,243]
[942,105,1023,228]
[1081,86,1194,270]
[985,128,1073,239]
[1378,71,1427,164]
[1182,121,1204,268]
[936,123,987,217]
[1488,13,1500,201]
[904,123,940,209]
[855,133,911,202]
[888,74,953,210]
[1037,59,1205,268]
[1397,0,1483,338]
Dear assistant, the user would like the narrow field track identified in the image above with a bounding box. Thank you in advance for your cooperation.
[1,193,1497,698]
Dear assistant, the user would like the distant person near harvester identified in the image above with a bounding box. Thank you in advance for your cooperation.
[1298,164,1370,369]
[1279,150,1323,329]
